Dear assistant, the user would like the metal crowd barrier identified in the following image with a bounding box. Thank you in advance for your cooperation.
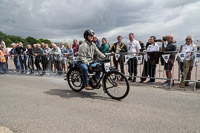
[107,51,200,91]
[4,51,200,91]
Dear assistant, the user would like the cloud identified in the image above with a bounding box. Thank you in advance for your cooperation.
[0,0,200,45]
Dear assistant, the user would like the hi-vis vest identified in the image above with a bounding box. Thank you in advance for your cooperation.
[0,50,6,63]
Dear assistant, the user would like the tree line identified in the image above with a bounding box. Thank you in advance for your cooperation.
[0,31,51,47]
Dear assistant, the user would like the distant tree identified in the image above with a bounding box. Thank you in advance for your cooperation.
[0,31,7,40]
[7,35,23,43]
[4,38,12,47]
[26,36,38,45]
[38,38,51,45]
[0,31,51,47]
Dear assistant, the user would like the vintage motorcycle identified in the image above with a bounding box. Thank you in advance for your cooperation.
[66,55,129,100]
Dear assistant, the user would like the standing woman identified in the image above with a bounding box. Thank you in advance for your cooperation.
[179,35,197,88]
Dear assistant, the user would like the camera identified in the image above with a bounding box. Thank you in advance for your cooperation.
[155,39,162,42]
[155,36,167,42]
[162,36,167,41]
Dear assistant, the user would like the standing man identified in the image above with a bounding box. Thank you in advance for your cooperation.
[51,44,62,75]
[162,35,177,87]
[111,35,127,75]
[126,33,141,82]
[34,44,44,74]
[93,35,101,49]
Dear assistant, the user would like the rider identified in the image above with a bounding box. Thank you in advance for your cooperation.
[77,30,106,90]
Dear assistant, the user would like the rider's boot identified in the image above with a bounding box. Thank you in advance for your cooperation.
[85,85,93,90]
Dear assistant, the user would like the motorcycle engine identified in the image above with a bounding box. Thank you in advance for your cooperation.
[89,76,98,88]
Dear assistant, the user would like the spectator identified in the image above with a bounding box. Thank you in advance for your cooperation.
[40,42,45,50]
[93,35,101,49]
[16,42,27,74]
[0,44,6,74]
[99,38,109,53]
[34,44,44,74]
[111,35,127,75]
[139,40,145,64]
[79,41,83,45]
[64,44,74,69]
[50,44,62,75]
[9,43,21,73]
[72,39,79,54]
[179,35,197,88]
[161,35,177,87]
[1,43,9,72]
[44,44,51,72]
[139,40,145,53]
[1,40,6,48]
[126,33,141,82]
[140,39,151,82]
[33,44,37,51]
[26,45,35,74]
[49,43,55,72]
[60,43,66,72]
[140,36,160,83]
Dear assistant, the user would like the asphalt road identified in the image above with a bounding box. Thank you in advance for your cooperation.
[0,74,200,133]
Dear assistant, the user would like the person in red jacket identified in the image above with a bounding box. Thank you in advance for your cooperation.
[72,39,79,55]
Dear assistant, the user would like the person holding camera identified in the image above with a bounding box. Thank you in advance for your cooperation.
[126,33,141,82]
[161,35,177,87]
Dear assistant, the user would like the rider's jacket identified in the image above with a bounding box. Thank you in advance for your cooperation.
[78,40,105,65]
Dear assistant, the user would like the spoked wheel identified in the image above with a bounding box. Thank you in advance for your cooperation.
[103,71,129,100]
[67,68,84,92]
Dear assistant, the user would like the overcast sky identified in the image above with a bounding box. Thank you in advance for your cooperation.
[0,0,200,45]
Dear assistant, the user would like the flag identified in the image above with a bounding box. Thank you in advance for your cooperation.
[115,54,120,61]
[178,53,185,61]
[162,54,170,63]
[125,55,130,63]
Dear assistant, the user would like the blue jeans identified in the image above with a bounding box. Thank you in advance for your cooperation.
[77,62,101,86]
[14,57,22,72]
[77,62,89,86]
[0,62,6,74]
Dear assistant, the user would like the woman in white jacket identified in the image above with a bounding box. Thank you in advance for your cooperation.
[179,35,197,88]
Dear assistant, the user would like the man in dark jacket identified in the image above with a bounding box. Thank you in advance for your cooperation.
[34,44,44,73]
[10,43,21,73]
[161,35,177,87]
[16,42,27,74]
[111,35,127,75]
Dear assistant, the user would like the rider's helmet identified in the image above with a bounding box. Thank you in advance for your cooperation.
[83,30,95,41]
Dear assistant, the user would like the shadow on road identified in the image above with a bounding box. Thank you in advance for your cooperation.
[44,89,120,102]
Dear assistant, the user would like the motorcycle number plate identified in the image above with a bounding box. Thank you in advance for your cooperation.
[104,63,110,72]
